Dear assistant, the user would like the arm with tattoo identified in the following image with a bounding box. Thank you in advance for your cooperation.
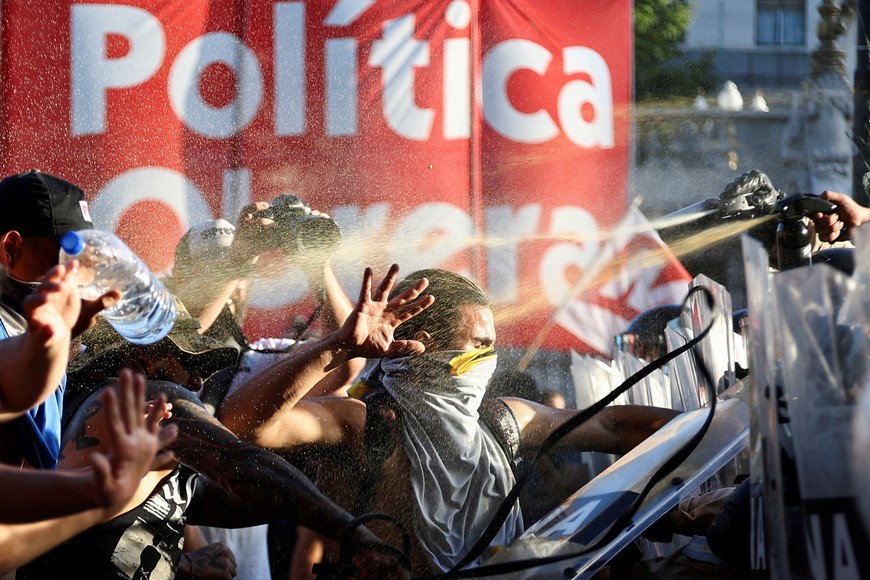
[0,372,174,572]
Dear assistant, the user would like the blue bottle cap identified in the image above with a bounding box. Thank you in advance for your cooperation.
[60,231,85,255]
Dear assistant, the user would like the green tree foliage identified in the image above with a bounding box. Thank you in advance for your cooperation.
[634,0,718,101]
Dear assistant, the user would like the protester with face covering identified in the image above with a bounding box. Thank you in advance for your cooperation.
[218,268,680,575]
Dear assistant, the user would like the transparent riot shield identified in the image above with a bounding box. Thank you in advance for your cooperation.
[571,352,627,410]
[481,384,749,579]
[665,321,702,411]
[742,234,789,577]
[849,226,870,546]
[688,274,736,396]
[743,232,870,579]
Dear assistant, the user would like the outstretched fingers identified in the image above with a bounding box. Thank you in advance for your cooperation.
[372,263,401,303]
[384,276,433,323]
[357,267,374,305]
[25,261,81,343]
[386,338,427,357]
[388,276,428,306]
[390,293,434,323]
[147,393,177,467]
[103,369,177,469]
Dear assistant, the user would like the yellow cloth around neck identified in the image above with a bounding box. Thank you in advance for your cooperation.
[448,346,496,376]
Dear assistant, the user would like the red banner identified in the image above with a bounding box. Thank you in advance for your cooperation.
[0,0,632,351]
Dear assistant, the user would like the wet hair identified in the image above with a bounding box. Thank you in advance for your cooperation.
[391,269,491,351]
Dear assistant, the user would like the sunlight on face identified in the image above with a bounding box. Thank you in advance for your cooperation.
[448,304,495,351]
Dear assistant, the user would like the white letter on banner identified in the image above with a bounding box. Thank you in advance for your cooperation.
[275,2,305,136]
[559,47,614,148]
[326,38,358,136]
[325,0,370,136]
[369,15,434,141]
[482,39,559,144]
[222,168,252,222]
[90,167,211,233]
[249,265,308,309]
[443,0,471,139]
[330,203,392,292]
[169,32,263,138]
[389,203,472,267]
[484,204,542,303]
[71,5,165,135]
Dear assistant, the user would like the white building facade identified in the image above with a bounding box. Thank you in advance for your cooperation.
[682,0,857,89]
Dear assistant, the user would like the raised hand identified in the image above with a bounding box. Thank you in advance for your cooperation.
[73,290,121,338]
[89,368,177,518]
[337,264,434,360]
[0,262,87,418]
[23,261,81,345]
[230,201,274,264]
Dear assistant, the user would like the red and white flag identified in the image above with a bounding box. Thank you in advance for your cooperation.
[547,206,693,356]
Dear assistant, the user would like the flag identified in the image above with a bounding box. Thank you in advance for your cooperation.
[553,206,693,356]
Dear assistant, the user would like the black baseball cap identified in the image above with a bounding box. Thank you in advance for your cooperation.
[0,170,93,240]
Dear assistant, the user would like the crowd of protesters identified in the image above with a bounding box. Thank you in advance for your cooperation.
[1,168,869,580]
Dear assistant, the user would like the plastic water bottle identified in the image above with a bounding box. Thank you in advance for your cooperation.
[59,230,177,344]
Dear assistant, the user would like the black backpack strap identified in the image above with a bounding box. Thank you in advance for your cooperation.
[352,387,402,516]
[478,397,522,475]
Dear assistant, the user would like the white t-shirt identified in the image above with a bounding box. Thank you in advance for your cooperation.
[198,525,271,580]
[227,337,300,397]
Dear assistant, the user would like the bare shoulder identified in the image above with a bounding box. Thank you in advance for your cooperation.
[299,396,368,456]
[302,395,367,430]
[500,396,548,430]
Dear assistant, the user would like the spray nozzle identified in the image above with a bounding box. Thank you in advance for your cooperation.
[774,193,838,221]
[716,169,785,219]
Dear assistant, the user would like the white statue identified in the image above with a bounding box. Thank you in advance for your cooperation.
[749,90,769,112]
[717,81,744,112]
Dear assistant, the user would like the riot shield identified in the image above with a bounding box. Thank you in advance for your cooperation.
[481,384,749,579]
